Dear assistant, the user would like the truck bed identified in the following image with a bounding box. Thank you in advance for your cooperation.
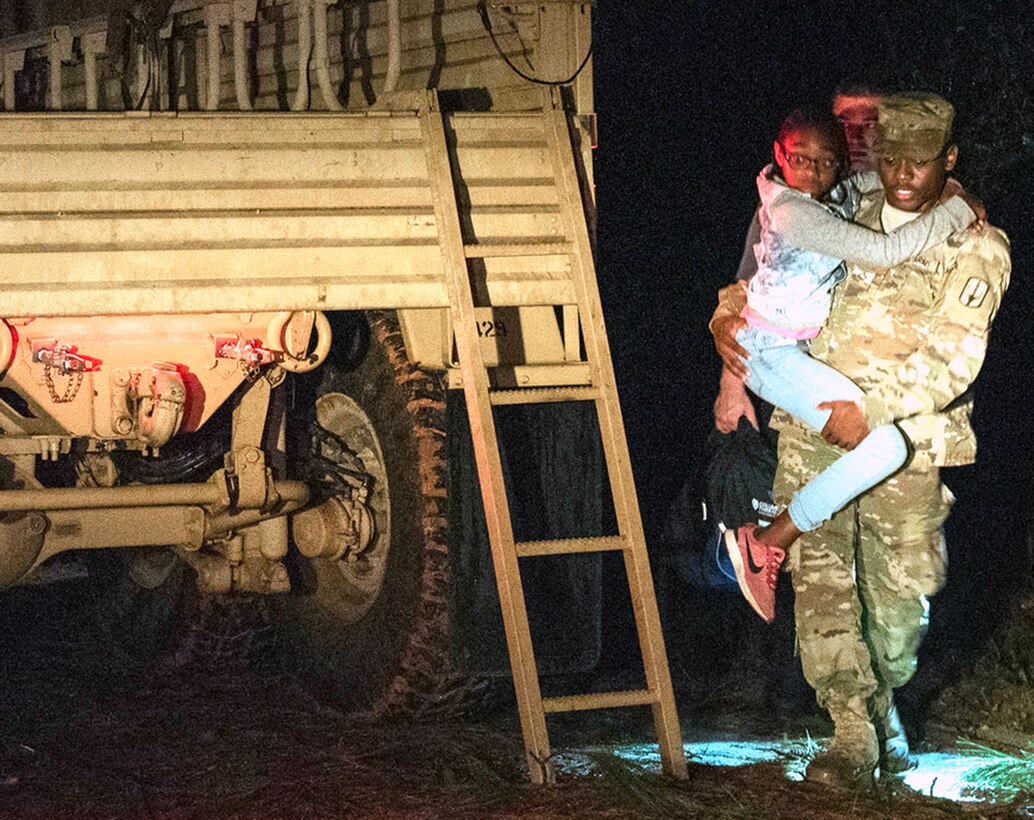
[0,109,581,317]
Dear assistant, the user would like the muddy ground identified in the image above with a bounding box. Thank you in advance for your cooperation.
[1,581,1032,819]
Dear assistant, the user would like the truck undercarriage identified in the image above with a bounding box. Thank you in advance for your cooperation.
[0,98,604,726]
[0,0,686,781]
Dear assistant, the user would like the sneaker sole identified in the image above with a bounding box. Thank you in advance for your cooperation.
[722,528,769,622]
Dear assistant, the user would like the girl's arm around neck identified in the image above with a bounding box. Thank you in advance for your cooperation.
[769,191,975,267]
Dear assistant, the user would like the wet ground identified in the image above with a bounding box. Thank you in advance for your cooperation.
[1,581,1032,819]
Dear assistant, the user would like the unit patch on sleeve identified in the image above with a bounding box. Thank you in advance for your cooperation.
[959,277,990,309]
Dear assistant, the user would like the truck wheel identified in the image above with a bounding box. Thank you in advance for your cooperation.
[92,415,277,670]
[281,311,459,717]
[94,546,198,662]
[95,548,279,670]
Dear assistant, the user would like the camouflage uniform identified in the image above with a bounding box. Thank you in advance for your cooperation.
[772,185,1011,737]
[713,92,1013,782]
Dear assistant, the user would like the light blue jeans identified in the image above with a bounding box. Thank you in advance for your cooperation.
[738,326,908,531]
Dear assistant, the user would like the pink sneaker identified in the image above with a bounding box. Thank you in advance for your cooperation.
[722,524,785,623]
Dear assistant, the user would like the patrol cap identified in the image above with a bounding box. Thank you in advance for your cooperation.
[878,92,954,161]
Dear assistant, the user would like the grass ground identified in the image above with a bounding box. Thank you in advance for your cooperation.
[1,581,1032,818]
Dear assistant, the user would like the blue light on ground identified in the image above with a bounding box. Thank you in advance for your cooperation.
[615,739,784,768]
[563,735,1025,804]
[900,752,987,801]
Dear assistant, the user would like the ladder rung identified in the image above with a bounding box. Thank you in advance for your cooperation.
[489,385,599,406]
[465,242,573,258]
[447,363,591,391]
[515,535,625,558]
[543,688,658,714]
[421,98,688,782]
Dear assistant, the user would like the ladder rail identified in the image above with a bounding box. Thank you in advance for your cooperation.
[420,92,555,785]
[423,88,687,784]
[541,88,688,780]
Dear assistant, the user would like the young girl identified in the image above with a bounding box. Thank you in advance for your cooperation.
[721,108,978,623]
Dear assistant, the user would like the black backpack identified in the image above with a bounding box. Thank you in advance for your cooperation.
[663,417,778,588]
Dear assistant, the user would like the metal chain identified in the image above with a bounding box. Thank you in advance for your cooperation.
[43,361,84,404]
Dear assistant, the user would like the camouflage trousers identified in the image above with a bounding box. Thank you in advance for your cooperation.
[773,426,951,721]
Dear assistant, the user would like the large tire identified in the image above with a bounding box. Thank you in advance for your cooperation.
[93,547,199,663]
[93,547,279,670]
[90,409,279,671]
[280,311,458,718]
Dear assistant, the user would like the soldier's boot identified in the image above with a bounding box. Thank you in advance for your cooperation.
[805,698,879,789]
[873,695,918,774]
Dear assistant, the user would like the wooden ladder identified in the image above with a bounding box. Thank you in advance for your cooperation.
[420,89,687,785]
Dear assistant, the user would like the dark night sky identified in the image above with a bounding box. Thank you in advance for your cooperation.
[589,3,1034,657]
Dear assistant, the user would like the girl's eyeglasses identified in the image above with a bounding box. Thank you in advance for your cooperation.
[779,143,840,172]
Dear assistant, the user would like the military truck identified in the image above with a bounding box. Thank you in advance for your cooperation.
[0,0,684,781]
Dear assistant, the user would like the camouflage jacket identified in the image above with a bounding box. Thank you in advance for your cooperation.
[717,188,1011,467]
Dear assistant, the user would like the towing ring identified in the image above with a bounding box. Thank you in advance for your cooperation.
[268,311,332,373]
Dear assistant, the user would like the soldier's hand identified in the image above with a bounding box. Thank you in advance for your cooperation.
[711,314,749,380]
[714,368,758,432]
[817,400,869,450]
